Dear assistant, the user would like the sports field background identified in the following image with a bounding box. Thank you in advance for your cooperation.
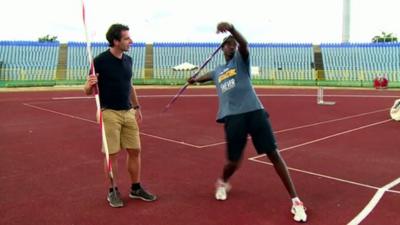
[0,41,399,89]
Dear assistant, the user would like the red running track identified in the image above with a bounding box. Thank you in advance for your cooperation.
[0,87,399,225]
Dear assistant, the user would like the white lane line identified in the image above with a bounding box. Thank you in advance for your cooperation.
[312,94,400,98]
[52,96,94,100]
[274,108,389,134]
[22,102,400,197]
[139,132,201,148]
[51,93,400,100]
[347,177,400,225]
[23,103,96,124]
[249,158,400,195]
[278,119,392,153]
[22,103,203,148]
[22,103,391,152]
[248,119,392,155]
[250,158,379,189]
[197,108,389,148]
[197,141,226,148]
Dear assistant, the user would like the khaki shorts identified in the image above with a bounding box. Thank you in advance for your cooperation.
[101,109,141,154]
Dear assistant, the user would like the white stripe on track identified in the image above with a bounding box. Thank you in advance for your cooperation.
[347,177,400,225]
[25,101,392,150]
[275,108,389,134]
[198,108,389,148]
[139,132,200,148]
[23,103,96,124]
[23,102,400,196]
[249,158,380,190]
[52,96,94,100]
[278,119,392,153]
[247,119,391,154]
[22,103,203,148]
[249,158,400,195]
[51,93,400,99]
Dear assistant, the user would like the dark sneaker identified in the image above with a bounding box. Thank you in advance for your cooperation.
[129,188,157,201]
[107,190,124,208]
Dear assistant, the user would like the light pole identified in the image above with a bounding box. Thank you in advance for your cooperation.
[342,0,351,43]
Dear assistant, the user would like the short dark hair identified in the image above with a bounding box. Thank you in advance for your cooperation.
[222,35,236,47]
[106,24,129,47]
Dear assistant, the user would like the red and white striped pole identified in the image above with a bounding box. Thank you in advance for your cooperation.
[81,0,115,189]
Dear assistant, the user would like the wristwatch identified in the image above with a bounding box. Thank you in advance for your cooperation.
[133,105,140,110]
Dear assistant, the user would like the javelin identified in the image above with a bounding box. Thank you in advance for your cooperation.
[81,0,116,193]
[162,37,230,112]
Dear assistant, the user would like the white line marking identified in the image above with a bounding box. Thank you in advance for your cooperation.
[51,93,400,100]
[22,102,400,195]
[250,158,379,189]
[197,142,226,148]
[22,103,204,148]
[274,108,389,134]
[23,103,96,124]
[249,118,391,159]
[277,119,391,153]
[347,177,400,225]
[139,132,201,148]
[52,96,94,100]
[314,94,400,99]
[27,101,392,151]
[249,158,400,194]
[198,112,390,149]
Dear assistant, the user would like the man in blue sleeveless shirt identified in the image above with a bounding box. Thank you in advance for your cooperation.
[188,22,307,222]
[84,24,156,208]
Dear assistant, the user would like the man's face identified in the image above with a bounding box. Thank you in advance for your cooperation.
[115,30,133,52]
[223,39,237,59]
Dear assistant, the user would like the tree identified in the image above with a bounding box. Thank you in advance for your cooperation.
[38,34,58,42]
[372,32,398,43]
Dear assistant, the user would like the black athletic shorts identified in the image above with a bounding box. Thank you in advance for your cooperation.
[223,109,277,162]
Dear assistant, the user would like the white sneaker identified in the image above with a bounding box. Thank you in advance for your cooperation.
[291,200,307,222]
[215,179,231,201]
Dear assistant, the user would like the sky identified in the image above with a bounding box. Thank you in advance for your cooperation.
[1,0,399,44]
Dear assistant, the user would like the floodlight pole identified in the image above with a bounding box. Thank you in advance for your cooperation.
[342,0,351,43]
